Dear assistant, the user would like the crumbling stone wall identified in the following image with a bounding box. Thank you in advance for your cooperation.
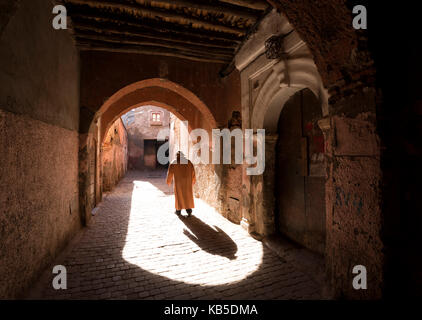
[101,118,128,192]
[218,111,243,225]
[239,3,383,298]
[222,163,243,224]
[78,121,101,227]
[321,98,383,299]
[269,0,384,299]
[0,0,80,298]
[268,0,370,88]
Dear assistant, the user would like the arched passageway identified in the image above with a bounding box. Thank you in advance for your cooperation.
[2,0,413,300]
[26,82,328,299]
[98,78,217,144]
[79,79,220,227]
[275,88,326,255]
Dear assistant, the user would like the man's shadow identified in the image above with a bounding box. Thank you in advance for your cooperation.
[177,215,238,260]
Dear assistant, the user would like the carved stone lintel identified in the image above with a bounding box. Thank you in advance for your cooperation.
[265,35,283,59]
[265,32,292,59]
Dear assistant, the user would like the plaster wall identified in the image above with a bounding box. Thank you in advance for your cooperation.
[101,118,128,192]
[0,0,81,298]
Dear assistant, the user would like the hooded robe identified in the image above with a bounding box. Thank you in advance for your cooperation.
[166,159,196,210]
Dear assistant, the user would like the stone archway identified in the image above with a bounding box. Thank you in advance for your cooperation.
[273,88,326,255]
[250,85,328,239]
[98,78,217,144]
[236,10,328,237]
[79,79,218,227]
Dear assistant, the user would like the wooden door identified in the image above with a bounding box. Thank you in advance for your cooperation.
[275,89,326,254]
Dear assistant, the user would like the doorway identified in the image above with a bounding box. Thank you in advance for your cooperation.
[275,88,326,255]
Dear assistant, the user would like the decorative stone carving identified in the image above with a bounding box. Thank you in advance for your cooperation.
[265,35,282,59]
[265,34,290,60]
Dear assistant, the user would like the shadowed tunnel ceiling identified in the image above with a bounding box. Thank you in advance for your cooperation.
[62,0,271,67]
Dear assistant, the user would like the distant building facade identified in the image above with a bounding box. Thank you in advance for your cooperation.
[122,105,170,170]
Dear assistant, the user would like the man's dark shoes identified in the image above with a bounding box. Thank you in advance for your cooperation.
[175,210,181,215]
[186,209,192,217]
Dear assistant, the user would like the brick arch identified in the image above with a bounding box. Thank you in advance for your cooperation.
[79,79,218,226]
[98,78,217,143]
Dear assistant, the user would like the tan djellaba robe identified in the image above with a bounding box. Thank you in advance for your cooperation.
[166,159,196,210]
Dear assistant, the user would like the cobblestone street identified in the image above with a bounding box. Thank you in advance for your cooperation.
[28,171,325,300]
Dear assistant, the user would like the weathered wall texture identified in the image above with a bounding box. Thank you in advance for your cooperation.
[0,110,80,299]
[323,92,382,299]
[0,0,80,298]
[122,106,170,170]
[222,163,243,224]
[237,5,383,298]
[78,123,100,226]
[0,0,79,131]
[268,0,373,88]
[101,118,128,192]
[194,163,224,214]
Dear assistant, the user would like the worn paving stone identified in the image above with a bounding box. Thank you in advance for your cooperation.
[27,171,326,300]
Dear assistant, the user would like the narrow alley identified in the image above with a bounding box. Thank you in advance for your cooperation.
[29,171,323,300]
[2,0,420,301]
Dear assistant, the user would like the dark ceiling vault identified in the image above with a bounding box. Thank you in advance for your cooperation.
[61,0,271,68]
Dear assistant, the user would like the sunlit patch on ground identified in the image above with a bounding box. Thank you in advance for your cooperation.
[122,177,264,286]
[28,171,322,300]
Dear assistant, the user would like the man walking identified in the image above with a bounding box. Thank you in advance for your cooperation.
[166,151,196,216]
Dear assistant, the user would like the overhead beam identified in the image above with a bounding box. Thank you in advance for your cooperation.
[68,12,245,42]
[76,42,231,64]
[73,26,237,50]
[218,0,269,11]
[149,0,260,20]
[70,13,243,42]
[65,0,247,35]
[71,18,241,48]
[75,33,235,58]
